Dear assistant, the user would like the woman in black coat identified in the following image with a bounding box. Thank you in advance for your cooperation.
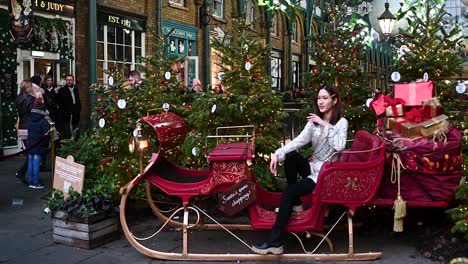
[15,80,35,183]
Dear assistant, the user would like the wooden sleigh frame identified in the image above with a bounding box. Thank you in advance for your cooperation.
[119,111,388,261]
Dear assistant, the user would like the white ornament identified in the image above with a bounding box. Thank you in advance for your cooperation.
[423,72,429,82]
[456,83,466,94]
[98,118,106,128]
[211,104,217,113]
[240,105,243,113]
[133,128,139,137]
[399,45,410,56]
[191,147,200,156]
[164,71,171,80]
[245,61,252,71]
[162,103,170,112]
[117,99,126,109]
[217,72,225,81]
[366,98,374,108]
[391,72,401,82]
[108,76,114,85]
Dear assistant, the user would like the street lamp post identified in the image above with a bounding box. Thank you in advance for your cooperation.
[378,1,397,37]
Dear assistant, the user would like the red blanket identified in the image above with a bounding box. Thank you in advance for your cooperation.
[376,127,463,203]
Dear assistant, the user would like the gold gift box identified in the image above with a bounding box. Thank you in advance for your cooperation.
[400,122,422,139]
[420,114,449,138]
[388,117,422,138]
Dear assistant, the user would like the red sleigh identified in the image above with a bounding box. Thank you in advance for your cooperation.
[119,112,462,261]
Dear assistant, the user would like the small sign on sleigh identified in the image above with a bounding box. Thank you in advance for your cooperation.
[218,180,256,216]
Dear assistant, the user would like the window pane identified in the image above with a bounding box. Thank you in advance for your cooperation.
[135,31,142,47]
[125,46,132,63]
[135,47,142,59]
[97,61,104,81]
[97,24,104,41]
[124,29,132,46]
[97,42,104,60]
[108,43,115,60]
[108,62,116,71]
[116,28,123,45]
[116,45,124,61]
[107,26,116,44]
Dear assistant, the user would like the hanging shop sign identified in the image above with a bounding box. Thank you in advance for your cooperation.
[98,10,146,31]
[162,21,197,41]
[33,0,75,17]
[8,0,34,43]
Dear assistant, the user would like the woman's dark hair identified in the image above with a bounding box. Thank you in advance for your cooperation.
[313,84,343,125]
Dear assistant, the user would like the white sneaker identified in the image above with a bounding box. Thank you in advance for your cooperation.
[29,185,44,189]
[274,205,304,213]
[292,205,304,213]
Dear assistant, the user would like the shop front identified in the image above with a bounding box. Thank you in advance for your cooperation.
[96,6,147,84]
[162,21,198,87]
[0,0,75,152]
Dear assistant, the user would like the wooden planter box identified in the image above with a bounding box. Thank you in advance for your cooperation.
[52,211,120,249]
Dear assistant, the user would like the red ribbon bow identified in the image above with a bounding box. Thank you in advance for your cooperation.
[406,108,426,123]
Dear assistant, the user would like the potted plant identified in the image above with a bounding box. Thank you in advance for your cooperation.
[47,133,119,249]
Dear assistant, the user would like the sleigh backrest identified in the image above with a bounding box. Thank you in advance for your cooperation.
[340,130,382,163]
[139,112,187,156]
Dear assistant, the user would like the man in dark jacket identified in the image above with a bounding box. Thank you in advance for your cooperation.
[43,76,59,123]
[57,74,80,139]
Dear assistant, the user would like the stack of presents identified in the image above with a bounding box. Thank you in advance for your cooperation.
[371,81,448,140]
[370,81,463,205]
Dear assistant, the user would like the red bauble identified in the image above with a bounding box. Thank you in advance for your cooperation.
[311,66,319,74]
[113,113,118,122]
[336,65,344,72]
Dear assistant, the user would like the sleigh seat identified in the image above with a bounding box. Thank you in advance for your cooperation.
[249,130,385,232]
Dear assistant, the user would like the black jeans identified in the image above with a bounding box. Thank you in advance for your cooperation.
[268,151,316,244]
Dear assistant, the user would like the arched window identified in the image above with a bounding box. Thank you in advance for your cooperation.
[270,11,278,36]
[213,0,224,19]
[245,0,254,25]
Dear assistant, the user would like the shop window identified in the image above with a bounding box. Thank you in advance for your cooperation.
[211,48,224,87]
[293,60,300,89]
[97,25,145,84]
[291,21,297,43]
[245,0,254,25]
[169,0,184,6]
[271,51,282,90]
[271,12,278,37]
[213,0,223,19]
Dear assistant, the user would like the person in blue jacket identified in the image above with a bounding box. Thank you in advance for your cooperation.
[27,96,51,189]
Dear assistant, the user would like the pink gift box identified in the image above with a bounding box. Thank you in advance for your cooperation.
[394,81,433,106]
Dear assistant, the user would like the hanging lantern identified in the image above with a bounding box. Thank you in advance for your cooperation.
[378,1,397,36]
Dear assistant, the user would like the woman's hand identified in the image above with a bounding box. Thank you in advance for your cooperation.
[270,154,278,176]
[308,113,326,126]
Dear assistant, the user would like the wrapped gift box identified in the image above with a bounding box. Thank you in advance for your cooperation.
[420,114,449,138]
[394,81,433,106]
[388,117,422,138]
[400,122,422,139]
[385,104,404,117]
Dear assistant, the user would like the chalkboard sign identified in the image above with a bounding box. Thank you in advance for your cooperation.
[218,180,256,216]
[2,73,15,100]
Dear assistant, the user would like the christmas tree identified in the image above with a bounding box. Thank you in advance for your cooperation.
[304,0,375,134]
[62,35,189,194]
[177,18,287,190]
